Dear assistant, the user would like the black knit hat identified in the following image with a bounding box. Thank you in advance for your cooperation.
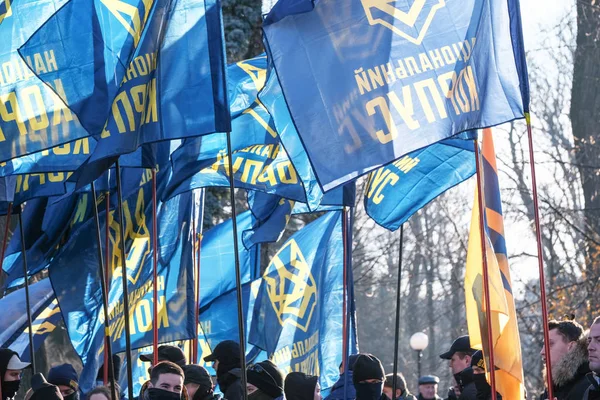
[352,354,385,384]
[30,373,63,400]
[183,365,213,389]
[246,360,284,398]
[48,363,79,391]
[96,354,122,382]
[284,372,318,400]
[384,373,406,392]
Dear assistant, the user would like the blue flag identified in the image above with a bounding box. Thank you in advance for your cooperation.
[261,0,529,191]
[0,279,62,362]
[0,0,89,162]
[365,138,476,231]
[249,211,348,391]
[243,191,295,250]
[49,174,196,394]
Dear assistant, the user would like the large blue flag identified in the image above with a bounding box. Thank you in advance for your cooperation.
[249,211,350,391]
[49,174,196,394]
[0,279,62,362]
[365,138,476,231]
[20,0,230,186]
[261,0,529,191]
[0,0,89,162]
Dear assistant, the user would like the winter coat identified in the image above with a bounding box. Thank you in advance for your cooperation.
[454,368,477,400]
[417,395,443,400]
[396,392,417,400]
[583,373,600,400]
[218,368,244,400]
[325,371,356,400]
[540,335,591,400]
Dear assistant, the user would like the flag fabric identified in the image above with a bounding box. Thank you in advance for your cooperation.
[249,211,350,391]
[49,172,196,394]
[0,0,89,162]
[261,0,530,191]
[365,137,475,231]
[20,0,230,186]
[0,279,62,362]
[464,129,524,399]
[243,191,295,250]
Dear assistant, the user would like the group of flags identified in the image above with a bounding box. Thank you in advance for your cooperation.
[0,0,533,398]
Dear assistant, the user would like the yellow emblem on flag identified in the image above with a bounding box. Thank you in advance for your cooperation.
[360,0,445,45]
[0,0,12,24]
[264,239,317,332]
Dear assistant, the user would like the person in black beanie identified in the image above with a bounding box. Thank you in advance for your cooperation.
[352,354,386,400]
[30,373,63,400]
[0,348,30,400]
[182,365,215,400]
[470,351,501,400]
[48,363,80,400]
[203,341,243,400]
[246,360,284,400]
[285,372,321,400]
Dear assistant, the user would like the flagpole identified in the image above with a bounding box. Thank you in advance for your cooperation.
[341,207,349,400]
[115,160,135,400]
[17,208,35,373]
[391,224,404,400]
[524,114,554,398]
[194,189,205,364]
[225,131,248,400]
[104,191,111,388]
[0,202,13,273]
[91,183,118,400]
[474,140,498,400]
[191,202,197,364]
[151,168,159,366]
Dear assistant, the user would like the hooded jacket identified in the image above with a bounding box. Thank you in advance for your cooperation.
[583,373,600,400]
[0,350,21,400]
[326,370,356,400]
[540,335,591,400]
[219,368,244,400]
[454,368,477,400]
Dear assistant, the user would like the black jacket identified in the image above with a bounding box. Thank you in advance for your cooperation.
[218,368,244,400]
[454,368,477,400]
[417,394,442,400]
[583,373,600,400]
[540,336,591,400]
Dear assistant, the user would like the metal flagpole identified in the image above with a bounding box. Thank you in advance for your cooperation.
[152,168,159,366]
[104,191,111,386]
[474,140,498,400]
[0,202,13,273]
[225,131,248,400]
[191,201,197,364]
[18,208,35,373]
[342,208,349,400]
[194,189,205,364]
[115,160,135,400]
[525,113,554,399]
[91,183,118,400]
[391,224,404,400]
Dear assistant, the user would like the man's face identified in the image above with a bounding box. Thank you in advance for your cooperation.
[382,386,401,399]
[3,369,21,382]
[212,360,220,372]
[588,322,600,373]
[186,383,200,398]
[314,382,322,400]
[449,353,470,375]
[541,329,574,369]
[419,383,437,399]
[151,373,183,394]
[246,383,259,395]
[58,384,75,398]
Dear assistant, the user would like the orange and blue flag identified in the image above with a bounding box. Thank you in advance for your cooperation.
[465,128,525,399]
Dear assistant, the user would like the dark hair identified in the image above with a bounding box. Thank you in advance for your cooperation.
[150,361,185,385]
[548,319,584,343]
[86,386,111,400]
[384,373,407,392]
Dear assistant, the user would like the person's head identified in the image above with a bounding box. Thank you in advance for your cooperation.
[86,386,111,400]
[30,373,63,400]
[48,363,80,400]
[140,346,187,368]
[182,365,213,400]
[203,340,240,376]
[338,355,359,374]
[383,373,407,399]
[0,349,30,398]
[352,354,385,400]
[148,361,184,397]
[417,375,439,399]
[284,372,320,400]
[541,319,584,370]
[470,351,486,375]
[588,316,600,374]
[246,360,284,399]
[439,336,475,375]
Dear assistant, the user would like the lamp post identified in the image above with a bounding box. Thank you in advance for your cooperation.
[410,332,429,380]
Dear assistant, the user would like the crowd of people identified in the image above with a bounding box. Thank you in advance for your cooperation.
[0,317,598,400]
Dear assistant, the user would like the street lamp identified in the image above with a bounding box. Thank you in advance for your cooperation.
[410,332,429,379]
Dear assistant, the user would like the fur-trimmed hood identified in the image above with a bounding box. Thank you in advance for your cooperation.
[544,335,590,388]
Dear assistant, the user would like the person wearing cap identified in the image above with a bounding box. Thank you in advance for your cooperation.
[439,336,476,400]
[469,351,501,400]
[0,348,30,400]
[246,360,284,400]
[140,346,188,368]
[48,363,80,400]
[203,340,243,400]
[325,354,358,400]
[29,373,64,400]
[416,376,441,400]
[383,373,415,400]
[284,372,321,400]
[352,353,386,400]
[182,365,215,400]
